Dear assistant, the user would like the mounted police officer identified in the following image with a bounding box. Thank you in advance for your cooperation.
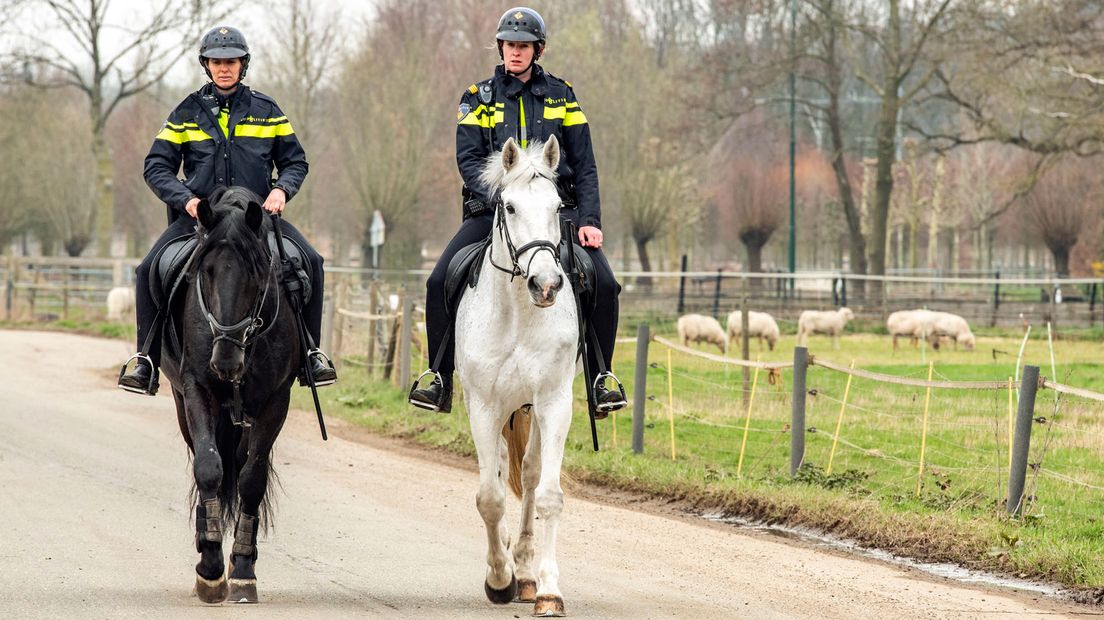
[118,25,336,395]
[409,7,626,415]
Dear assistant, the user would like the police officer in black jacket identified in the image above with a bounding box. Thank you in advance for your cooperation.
[118,26,336,394]
[409,7,626,414]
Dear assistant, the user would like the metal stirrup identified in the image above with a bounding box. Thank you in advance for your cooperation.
[117,352,158,395]
[409,369,445,412]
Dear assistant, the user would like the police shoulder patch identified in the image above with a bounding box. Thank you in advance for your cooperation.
[457,102,471,122]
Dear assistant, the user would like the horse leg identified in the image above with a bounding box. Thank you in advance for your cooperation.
[184,388,229,603]
[531,392,572,617]
[469,403,517,604]
[228,396,288,604]
[513,420,542,603]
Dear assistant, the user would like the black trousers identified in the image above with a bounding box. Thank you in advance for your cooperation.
[424,212,620,378]
[134,215,325,367]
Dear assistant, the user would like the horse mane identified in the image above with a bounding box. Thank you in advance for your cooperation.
[479,141,558,196]
[194,186,271,276]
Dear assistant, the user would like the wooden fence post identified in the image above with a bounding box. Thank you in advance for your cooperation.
[399,296,413,390]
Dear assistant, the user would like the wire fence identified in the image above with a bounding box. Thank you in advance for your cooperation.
[620,329,1104,531]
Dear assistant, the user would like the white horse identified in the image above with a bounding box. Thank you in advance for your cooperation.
[455,136,578,616]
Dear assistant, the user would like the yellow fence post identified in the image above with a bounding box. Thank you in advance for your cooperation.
[1007,377,1014,470]
[826,360,856,476]
[736,365,760,478]
[916,362,934,496]
[667,348,676,461]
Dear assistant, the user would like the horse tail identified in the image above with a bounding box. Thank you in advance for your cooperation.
[502,407,532,499]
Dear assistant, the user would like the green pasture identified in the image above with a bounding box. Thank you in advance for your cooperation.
[298,327,1104,591]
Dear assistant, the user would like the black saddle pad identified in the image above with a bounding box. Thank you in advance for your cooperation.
[444,238,490,319]
[151,234,198,311]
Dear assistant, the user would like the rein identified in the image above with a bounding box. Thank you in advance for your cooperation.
[488,202,561,280]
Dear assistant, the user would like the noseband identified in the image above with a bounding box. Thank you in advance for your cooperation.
[488,203,561,281]
[195,242,279,351]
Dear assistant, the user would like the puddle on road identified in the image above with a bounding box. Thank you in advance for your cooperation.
[700,511,1063,598]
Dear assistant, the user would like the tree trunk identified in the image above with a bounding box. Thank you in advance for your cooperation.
[635,236,653,288]
[824,11,866,298]
[1050,245,1071,277]
[93,115,114,257]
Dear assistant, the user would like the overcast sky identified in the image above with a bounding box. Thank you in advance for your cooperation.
[7,0,374,86]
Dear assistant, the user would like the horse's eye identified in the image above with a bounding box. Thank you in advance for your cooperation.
[505,203,516,214]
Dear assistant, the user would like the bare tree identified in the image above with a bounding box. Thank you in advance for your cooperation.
[1025,157,1100,277]
[2,0,230,255]
[262,0,341,236]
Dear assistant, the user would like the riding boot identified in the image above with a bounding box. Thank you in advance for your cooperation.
[409,373,453,413]
[118,356,160,396]
[298,350,337,387]
[593,375,627,418]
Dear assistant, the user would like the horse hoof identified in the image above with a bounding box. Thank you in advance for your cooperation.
[194,574,229,604]
[514,579,538,603]
[533,594,565,617]
[228,578,259,603]
[484,575,518,604]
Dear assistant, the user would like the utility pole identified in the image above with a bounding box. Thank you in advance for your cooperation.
[788,0,798,277]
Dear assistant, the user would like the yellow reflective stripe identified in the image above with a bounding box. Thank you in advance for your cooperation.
[217,108,229,138]
[563,109,587,126]
[234,122,294,138]
[155,126,213,144]
[543,106,565,121]
[519,97,527,148]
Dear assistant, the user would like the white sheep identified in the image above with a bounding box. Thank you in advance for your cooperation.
[726,310,780,351]
[677,313,727,354]
[106,286,135,322]
[796,307,854,347]
[886,309,939,350]
[930,311,975,351]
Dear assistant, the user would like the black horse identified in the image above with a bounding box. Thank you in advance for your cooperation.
[159,186,300,604]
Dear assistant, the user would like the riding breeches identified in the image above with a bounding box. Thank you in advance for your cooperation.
[424,212,621,377]
[134,215,325,367]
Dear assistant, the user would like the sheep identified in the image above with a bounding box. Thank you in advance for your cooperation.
[726,310,780,351]
[886,309,938,350]
[796,307,854,348]
[106,286,136,321]
[677,313,727,354]
[929,311,975,351]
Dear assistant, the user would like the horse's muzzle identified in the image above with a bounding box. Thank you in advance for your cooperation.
[528,273,564,307]
[209,347,245,383]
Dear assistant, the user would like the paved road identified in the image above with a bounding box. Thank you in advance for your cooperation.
[0,330,1092,619]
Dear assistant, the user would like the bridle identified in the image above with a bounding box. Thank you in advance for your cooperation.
[194,240,279,351]
[488,201,561,281]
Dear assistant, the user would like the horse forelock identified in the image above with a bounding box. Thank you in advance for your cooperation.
[195,188,270,275]
[479,141,559,197]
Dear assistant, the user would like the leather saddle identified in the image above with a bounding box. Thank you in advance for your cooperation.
[150,230,312,311]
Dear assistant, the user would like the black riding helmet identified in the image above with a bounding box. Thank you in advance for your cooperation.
[198,26,251,83]
[496,7,546,63]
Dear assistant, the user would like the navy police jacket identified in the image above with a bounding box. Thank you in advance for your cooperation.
[144,83,308,219]
[456,64,602,229]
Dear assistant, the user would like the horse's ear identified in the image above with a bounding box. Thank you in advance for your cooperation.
[245,201,263,233]
[197,198,214,230]
[542,135,560,170]
[501,137,520,172]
